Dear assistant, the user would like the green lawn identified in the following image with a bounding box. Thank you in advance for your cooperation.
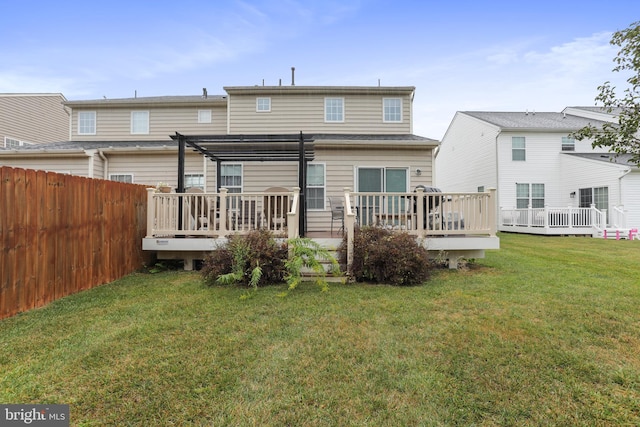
[2,233,640,426]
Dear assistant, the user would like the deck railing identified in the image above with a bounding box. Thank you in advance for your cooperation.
[146,187,497,240]
[146,187,299,239]
[346,188,497,237]
[500,205,606,233]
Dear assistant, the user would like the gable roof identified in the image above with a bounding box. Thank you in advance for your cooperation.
[462,111,608,132]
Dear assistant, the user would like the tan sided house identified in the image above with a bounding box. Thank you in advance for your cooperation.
[1,82,499,269]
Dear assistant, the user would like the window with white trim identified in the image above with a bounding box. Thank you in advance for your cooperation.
[109,174,133,183]
[131,111,149,134]
[220,164,242,193]
[579,186,608,211]
[185,173,204,189]
[383,98,402,122]
[256,97,271,112]
[78,111,96,135]
[306,163,325,210]
[4,137,26,148]
[516,183,544,208]
[561,136,575,151]
[198,110,211,123]
[512,137,526,161]
[324,98,344,122]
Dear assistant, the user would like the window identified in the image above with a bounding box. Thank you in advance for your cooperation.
[512,137,526,161]
[383,98,402,122]
[185,173,204,189]
[561,136,575,151]
[198,110,211,123]
[109,174,133,183]
[516,183,544,208]
[131,111,149,134]
[256,97,271,112]
[324,98,344,122]
[580,187,608,211]
[307,163,325,210]
[4,137,25,148]
[220,164,242,193]
[78,111,96,135]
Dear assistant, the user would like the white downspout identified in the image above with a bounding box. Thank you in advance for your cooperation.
[618,167,632,206]
[98,149,108,179]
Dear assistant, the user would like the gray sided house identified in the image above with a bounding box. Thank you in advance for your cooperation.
[436,108,640,235]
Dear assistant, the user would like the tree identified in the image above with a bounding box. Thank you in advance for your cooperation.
[572,21,640,166]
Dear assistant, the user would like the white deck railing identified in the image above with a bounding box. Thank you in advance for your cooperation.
[146,187,299,239]
[146,187,497,240]
[500,205,606,234]
[345,188,497,237]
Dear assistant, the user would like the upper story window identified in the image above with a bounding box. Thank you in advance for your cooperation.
[198,110,211,123]
[131,111,149,134]
[383,98,402,122]
[512,137,526,161]
[325,98,344,122]
[561,136,575,151]
[256,97,271,112]
[78,111,96,135]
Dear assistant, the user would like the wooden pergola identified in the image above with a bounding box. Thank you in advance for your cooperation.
[171,132,315,235]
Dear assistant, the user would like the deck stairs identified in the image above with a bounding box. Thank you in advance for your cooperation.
[593,227,639,240]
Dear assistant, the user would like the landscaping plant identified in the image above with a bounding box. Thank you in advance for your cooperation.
[339,226,431,285]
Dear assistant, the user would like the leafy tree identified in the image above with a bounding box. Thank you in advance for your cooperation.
[572,21,640,166]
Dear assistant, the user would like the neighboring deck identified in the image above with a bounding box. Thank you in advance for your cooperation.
[142,188,500,269]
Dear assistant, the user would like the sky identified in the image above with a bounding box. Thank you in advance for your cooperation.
[1,0,639,139]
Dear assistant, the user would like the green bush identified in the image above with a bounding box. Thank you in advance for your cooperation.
[201,229,288,287]
[339,227,431,286]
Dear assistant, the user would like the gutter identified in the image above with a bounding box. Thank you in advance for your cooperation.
[618,167,632,205]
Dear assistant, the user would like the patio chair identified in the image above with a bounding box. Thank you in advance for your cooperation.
[263,187,289,231]
[186,187,209,230]
[328,197,344,236]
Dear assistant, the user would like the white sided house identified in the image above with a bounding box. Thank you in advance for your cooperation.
[435,108,640,238]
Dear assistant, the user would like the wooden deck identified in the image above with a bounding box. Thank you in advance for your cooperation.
[143,188,500,270]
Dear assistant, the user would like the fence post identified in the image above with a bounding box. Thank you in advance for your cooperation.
[146,188,155,237]
[543,205,549,232]
[488,188,497,236]
[287,187,300,240]
[344,187,355,271]
[416,187,425,237]
[218,188,228,238]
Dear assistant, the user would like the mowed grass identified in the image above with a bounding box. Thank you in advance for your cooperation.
[1,233,640,426]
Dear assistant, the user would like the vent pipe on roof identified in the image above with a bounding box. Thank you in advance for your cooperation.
[291,67,295,86]
[202,88,207,99]
[279,79,282,86]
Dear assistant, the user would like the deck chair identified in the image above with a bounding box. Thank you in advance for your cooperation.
[328,197,344,236]
[186,187,209,230]
[263,187,289,231]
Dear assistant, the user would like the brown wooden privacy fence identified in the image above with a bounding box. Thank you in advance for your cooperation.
[1,166,150,320]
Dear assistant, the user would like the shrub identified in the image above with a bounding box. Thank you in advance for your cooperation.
[201,229,288,287]
[339,227,431,286]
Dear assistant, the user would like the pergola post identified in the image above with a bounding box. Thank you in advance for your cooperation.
[298,131,306,236]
